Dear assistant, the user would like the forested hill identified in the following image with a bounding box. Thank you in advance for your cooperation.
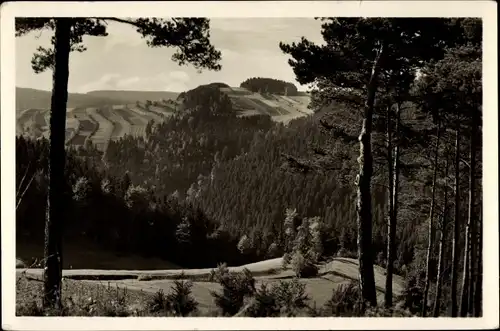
[240,77,299,95]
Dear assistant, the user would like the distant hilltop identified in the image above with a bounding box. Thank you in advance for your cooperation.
[15,87,180,112]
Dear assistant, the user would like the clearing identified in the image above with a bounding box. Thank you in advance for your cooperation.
[16,256,403,310]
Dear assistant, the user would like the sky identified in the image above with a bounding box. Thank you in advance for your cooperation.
[15,18,324,93]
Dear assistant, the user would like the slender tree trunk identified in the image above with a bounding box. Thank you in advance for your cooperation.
[356,42,384,308]
[384,106,395,308]
[43,18,71,310]
[459,133,475,317]
[451,123,461,317]
[473,202,482,317]
[433,156,450,317]
[391,103,401,248]
[422,121,441,317]
[467,112,478,315]
[386,101,401,303]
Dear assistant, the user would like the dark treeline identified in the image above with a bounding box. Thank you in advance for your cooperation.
[240,77,299,95]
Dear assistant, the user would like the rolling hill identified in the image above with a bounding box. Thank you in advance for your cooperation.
[15,87,180,112]
[15,85,311,154]
[16,87,124,112]
[86,90,179,104]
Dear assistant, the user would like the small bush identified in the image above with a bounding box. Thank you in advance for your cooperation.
[16,299,44,316]
[137,274,153,281]
[323,282,363,317]
[336,247,357,259]
[210,267,256,316]
[97,285,130,317]
[401,272,424,314]
[166,280,198,316]
[364,306,414,317]
[244,283,280,317]
[282,253,291,270]
[273,279,310,316]
[209,263,229,282]
[266,242,281,259]
[147,289,169,314]
[242,279,310,317]
[290,252,318,278]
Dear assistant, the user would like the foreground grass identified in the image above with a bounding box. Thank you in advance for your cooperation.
[16,275,413,317]
[16,276,153,316]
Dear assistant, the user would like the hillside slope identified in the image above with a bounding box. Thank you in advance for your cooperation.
[16,87,124,112]
[15,88,180,113]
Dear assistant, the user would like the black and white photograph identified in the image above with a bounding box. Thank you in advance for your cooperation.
[1,1,498,330]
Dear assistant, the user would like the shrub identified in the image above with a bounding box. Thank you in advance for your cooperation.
[401,272,424,314]
[167,280,198,316]
[336,247,358,259]
[16,300,44,316]
[93,284,130,317]
[210,267,256,316]
[282,253,291,270]
[272,279,310,316]
[137,274,153,281]
[364,306,414,317]
[237,234,252,254]
[266,242,281,259]
[242,279,310,317]
[244,283,280,317]
[209,263,229,282]
[147,289,169,314]
[323,281,363,317]
[290,251,318,278]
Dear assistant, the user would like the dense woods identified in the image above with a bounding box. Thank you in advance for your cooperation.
[15,17,483,317]
[240,77,299,95]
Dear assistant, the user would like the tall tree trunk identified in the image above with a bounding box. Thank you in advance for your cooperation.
[43,18,71,310]
[422,121,441,317]
[391,103,401,250]
[356,42,384,308]
[459,131,475,316]
[473,202,482,317]
[467,111,478,315]
[451,123,461,317]
[386,101,401,302]
[433,156,450,317]
[384,106,395,308]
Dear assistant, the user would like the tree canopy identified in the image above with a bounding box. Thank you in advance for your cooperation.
[15,17,222,73]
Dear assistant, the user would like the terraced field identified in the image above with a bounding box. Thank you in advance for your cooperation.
[224,87,311,122]
[16,87,311,153]
[119,107,147,137]
[99,106,131,139]
[87,108,114,152]
[127,104,160,123]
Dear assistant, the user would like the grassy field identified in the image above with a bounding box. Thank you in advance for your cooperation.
[15,256,405,316]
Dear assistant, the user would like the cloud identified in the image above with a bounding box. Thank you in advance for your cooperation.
[159,70,190,83]
[78,70,191,92]
[78,73,121,92]
[116,76,140,88]
[102,21,144,52]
